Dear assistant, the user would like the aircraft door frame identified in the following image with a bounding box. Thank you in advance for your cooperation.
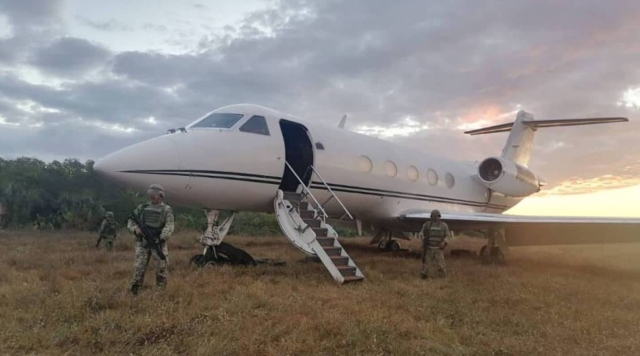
[278,119,315,192]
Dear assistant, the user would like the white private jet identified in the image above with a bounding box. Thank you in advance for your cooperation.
[94,104,639,283]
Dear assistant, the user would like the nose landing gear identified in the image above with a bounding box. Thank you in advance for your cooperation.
[189,210,285,268]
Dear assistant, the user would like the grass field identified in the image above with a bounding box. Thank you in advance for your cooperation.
[1,230,640,356]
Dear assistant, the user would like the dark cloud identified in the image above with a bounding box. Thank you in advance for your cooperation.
[0,73,185,127]
[0,0,64,64]
[2,0,640,193]
[0,0,62,31]
[0,122,157,162]
[30,37,111,76]
[0,37,19,64]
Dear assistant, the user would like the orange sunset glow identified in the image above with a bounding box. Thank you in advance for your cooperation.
[509,183,640,217]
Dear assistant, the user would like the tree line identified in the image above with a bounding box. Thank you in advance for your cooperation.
[0,157,355,236]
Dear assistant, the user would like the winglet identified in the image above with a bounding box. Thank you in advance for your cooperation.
[338,115,347,129]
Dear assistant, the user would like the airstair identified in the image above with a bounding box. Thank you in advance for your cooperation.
[274,163,364,284]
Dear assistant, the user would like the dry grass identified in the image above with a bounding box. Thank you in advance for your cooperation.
[1,230,640,356]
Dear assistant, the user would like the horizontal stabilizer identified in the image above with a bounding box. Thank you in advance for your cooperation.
[465,117,628,135]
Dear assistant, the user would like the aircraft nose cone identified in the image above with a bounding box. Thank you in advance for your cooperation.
[94,135,180,191]
[93,154,116,178]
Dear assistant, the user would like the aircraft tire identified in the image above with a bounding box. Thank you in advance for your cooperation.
[210,242,257,266]
[190,243,257,267]
[189,254,207,267]
[378,239,400,251]
[479,246,505,263]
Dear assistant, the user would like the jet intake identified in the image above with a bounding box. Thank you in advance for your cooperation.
[477,157,541,197]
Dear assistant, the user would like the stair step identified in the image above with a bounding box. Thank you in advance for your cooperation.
[299,201,309,210]
[312,228,328,237]
[323,246,342,256]
[300,210,315,219]
[337,265,357,276]
[283,192,303,203]
[329,256,349,266]
[303,219,321,228]
[343,276,365,283]
[316,237,335,247]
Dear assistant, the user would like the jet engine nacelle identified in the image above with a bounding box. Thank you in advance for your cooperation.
[477,157,542,197]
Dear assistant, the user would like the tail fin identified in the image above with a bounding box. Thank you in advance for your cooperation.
[464,110,627,167]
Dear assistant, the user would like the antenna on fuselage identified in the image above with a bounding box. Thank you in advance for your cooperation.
[338,115,347,129]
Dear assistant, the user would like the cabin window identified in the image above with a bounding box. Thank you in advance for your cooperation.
[191,113,244,129]
[427,169,438,186]
[315,142,325,150]
[239,115,270,136]
[384,161,397,178]
[357,155,373,173]
[445,173,455,188]
[407,166,419,181]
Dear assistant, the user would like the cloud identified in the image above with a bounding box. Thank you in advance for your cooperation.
[0,0,63,31]
[0,0,64,64]
[29,37,111,76]
[539,174,640,196]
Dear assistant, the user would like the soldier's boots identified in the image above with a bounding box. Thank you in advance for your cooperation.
[130,284,141,296]
[156,276,167,289]
[420,271,447,279]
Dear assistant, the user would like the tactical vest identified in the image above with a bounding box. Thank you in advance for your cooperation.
[140,203,166,236]
[425,222,447,249]
[102,220,118,236]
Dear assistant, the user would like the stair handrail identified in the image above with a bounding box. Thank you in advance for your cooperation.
[284,161,328,220]
[308,165,353,220]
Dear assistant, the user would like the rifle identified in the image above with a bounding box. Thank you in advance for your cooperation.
[128,213,167,261]
[95,236,102,248]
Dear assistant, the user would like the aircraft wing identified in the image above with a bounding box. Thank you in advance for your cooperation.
[398,210,640,246]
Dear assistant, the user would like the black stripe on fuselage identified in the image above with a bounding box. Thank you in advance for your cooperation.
[120,170,508,210]
[121,170,281,185]
[122,169,282,182]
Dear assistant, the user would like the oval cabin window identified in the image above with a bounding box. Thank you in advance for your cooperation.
[384,161,398,178]
[445,173,455,188]
[357,155,373,173]
[407,166,419,181]
[427,169,438,186]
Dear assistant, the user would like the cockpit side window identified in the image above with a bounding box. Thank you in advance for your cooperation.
[239,115,270,136]
[190,113,244,129]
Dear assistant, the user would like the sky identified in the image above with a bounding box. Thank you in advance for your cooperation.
[1,0,640,216]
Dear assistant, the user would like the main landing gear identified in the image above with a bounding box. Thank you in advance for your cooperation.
[378,239,401,252]
[370,230,401,252]
[480,227,508,264]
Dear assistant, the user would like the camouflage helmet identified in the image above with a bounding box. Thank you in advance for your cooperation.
[430,209,441,219]
[105,211,114,218]
[147,184,165,198]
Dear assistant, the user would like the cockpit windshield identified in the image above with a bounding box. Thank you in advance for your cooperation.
[190,113,244,129]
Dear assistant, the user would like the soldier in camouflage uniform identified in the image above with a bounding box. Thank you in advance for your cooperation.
[127,184,174,295]
[97,211,118,251]
[419,209,451,279]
